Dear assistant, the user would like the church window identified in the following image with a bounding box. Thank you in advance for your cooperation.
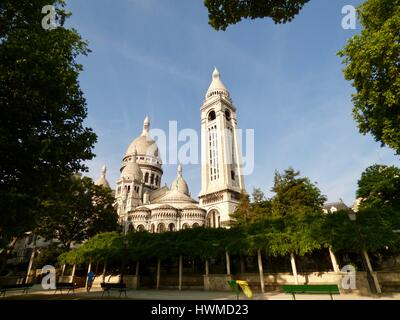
[155,175,159,186]
[231,170,235,180]
[144,172,149,183]
[127,185,131,192]
[168,223,175,232]
[225,109,231,121]
[208,110,216,121]
[150,173,154,184]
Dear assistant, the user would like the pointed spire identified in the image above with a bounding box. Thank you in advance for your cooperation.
[101,165,107,177]
[177,162,182,177]
[206,67,229,99]
[142,116,150,135]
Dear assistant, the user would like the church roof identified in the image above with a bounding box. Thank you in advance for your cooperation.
[206,67,230,99]
[121,147,143,182]
[125,117,161,162]
[95,165,110,188]
[170,163,189,195]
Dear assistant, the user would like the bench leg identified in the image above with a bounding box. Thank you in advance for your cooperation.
[101,290,105,297]
[330,293,333,300]
[292,293,296,300]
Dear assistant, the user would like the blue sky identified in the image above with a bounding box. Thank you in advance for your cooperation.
[65,0,398,205]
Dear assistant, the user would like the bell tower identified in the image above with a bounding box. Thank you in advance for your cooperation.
[199,68,245,227]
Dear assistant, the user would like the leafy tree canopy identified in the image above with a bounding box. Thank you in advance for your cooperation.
[204,0,310,30]
[36,176,119,249]
[271,167,327,217]
[357,164,400,210]
[339,0,400,154]
[0,0,96,248]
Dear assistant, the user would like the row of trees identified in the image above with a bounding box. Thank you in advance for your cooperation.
[57,166,400,270]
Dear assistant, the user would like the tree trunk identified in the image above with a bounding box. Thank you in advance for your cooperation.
[71,264,76,279]
[225,251,231,275]
[362,250,381,293]
[102,262,107,282]
[178,256,183,291]
[25,248,35,284]
[136,261,140,276]
[240,256,245,274]
[85,261,92,289]
[328,247,340,272]
[290,253,299,285]
[156,258,161,290]
[61,264,66,277]
[257,249,265,293]
[205,259,209,276]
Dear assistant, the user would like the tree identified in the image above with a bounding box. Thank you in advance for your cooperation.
[271,167,326,217]
[339,0,400,154]
[36,176,119,249]
[0,0,97,250]
[204,0,310,30]
[229,191,253,226]
[357,164,400,210]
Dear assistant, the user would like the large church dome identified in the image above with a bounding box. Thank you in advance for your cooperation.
[125,116,161,163]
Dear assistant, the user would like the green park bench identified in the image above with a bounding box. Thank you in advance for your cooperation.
[100,282,127,297]
[0,283,34,297]
[282,284,340,300]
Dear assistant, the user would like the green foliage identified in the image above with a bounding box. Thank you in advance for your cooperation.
[271,167,327,217]
[357,164,400,210]
[34,243,67,268]
[0,0,96,249]
[339,0,400,154]
[36,176,119,249]
[204,0,310,31]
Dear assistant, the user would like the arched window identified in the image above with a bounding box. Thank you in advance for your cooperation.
[137,225,145,232]
[207,210,220,228]
[168,223,175,232]
[157,223,166,233]
[155,175,159,186]
[208,110,216,121]
[151,224,155,233]
[225,109,231,121]
[144,172,149,183]
[128,223,134,232]
[182,223,190,230]
[192,223,200,228]
[150,173,154,184]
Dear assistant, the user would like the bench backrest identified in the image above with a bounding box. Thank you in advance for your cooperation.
[283,284,339,293]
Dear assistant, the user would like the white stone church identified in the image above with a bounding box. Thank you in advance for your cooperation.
[96,68,246,232]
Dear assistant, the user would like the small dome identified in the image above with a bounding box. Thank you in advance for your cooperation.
[170,163,189,195]
[206,67,230,99]
[95,165,110,188]
[121,148,143,182]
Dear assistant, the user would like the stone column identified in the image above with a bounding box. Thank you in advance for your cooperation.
[290,253,299,285]
[225,252,231,275]
[329,247,340,272]
[257,250,265,293]
[178,256,183,291]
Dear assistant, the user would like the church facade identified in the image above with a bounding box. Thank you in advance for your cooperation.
[96,68,246,232]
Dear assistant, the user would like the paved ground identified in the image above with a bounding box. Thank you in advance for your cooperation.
[1,285,400,300]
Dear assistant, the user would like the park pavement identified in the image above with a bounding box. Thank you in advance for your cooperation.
[1,284,400,300]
